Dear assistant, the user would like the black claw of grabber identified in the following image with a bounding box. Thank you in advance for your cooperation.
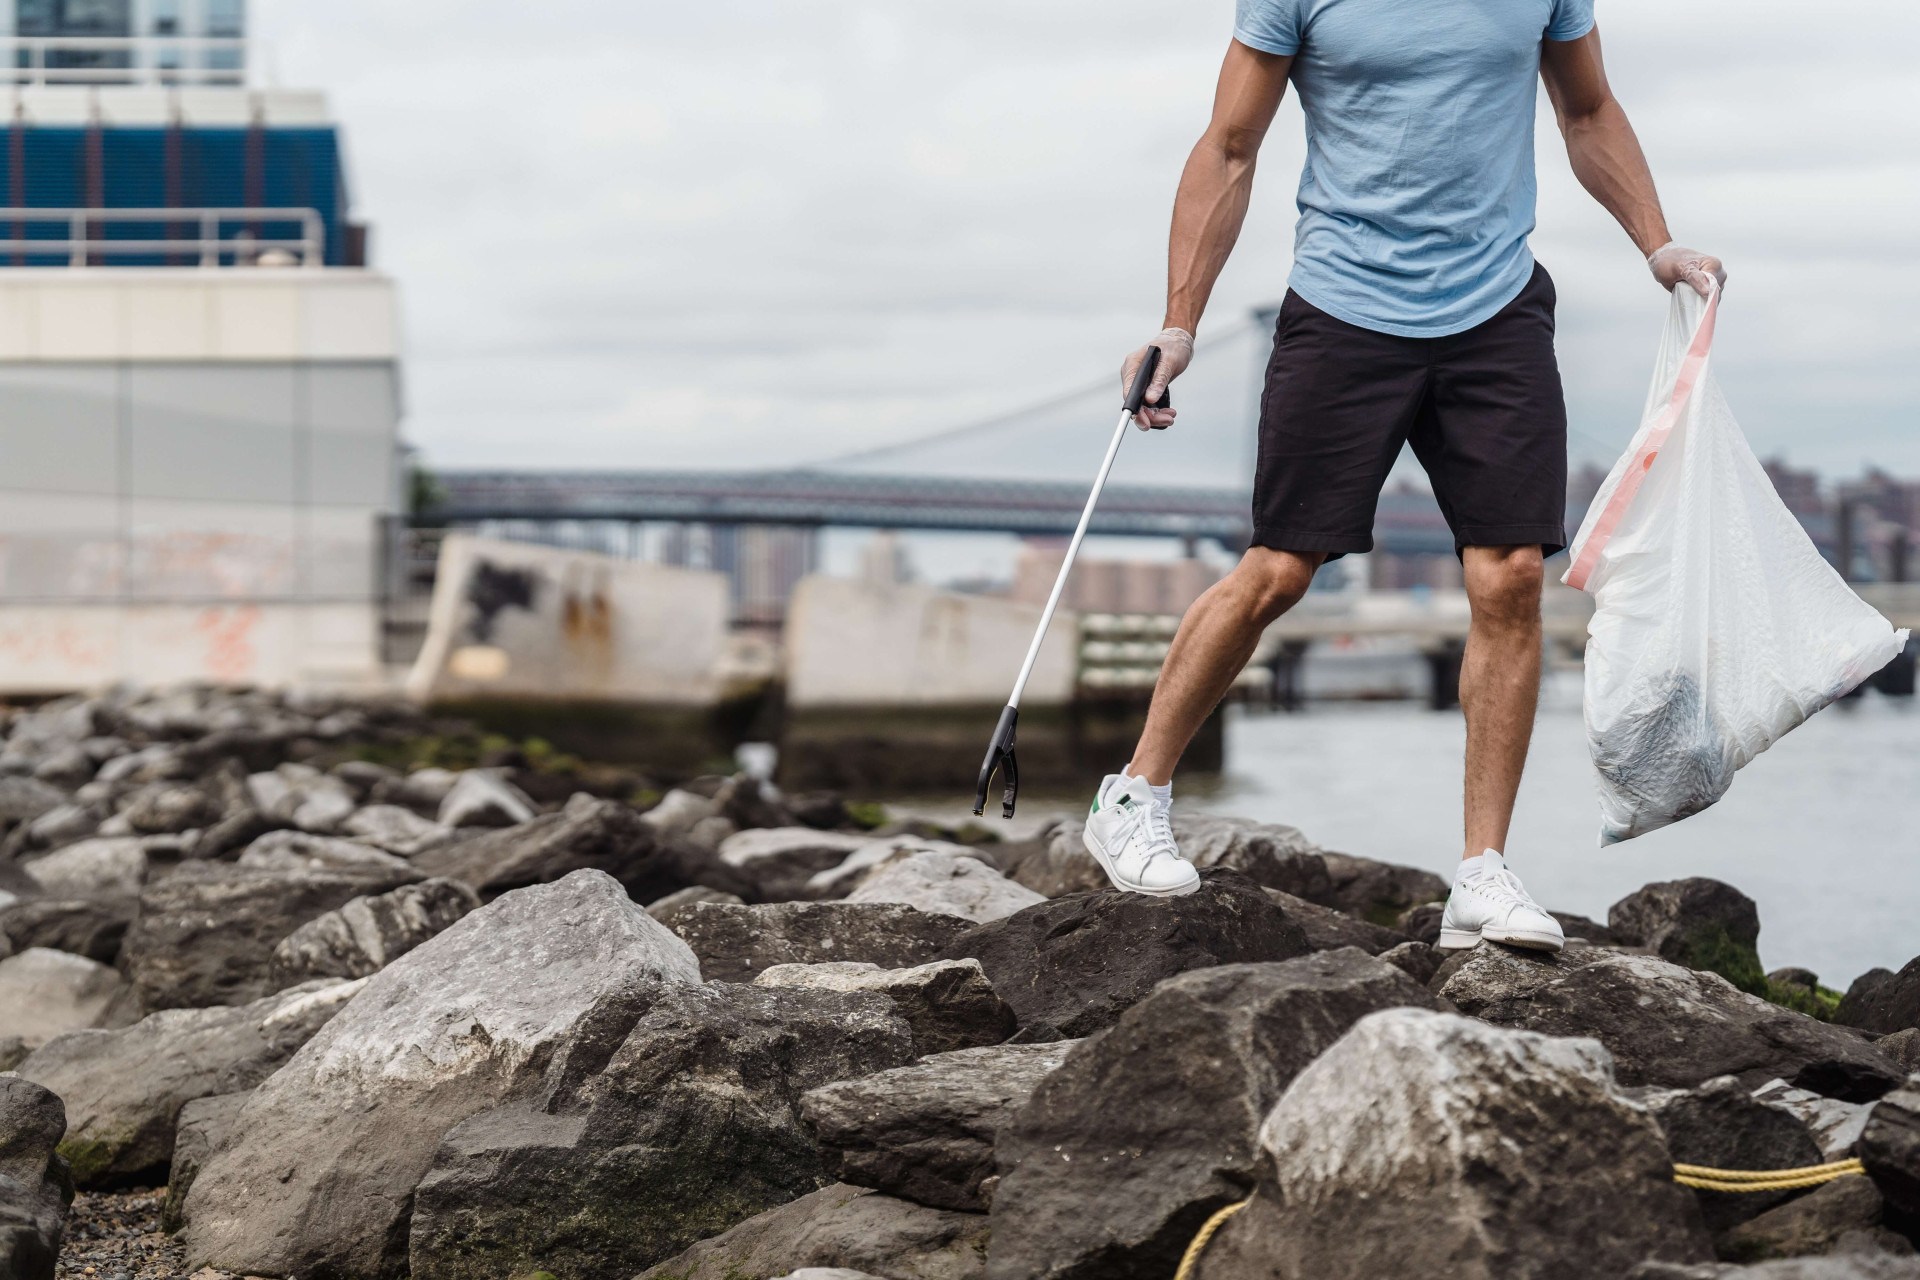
[972,704,1019,818]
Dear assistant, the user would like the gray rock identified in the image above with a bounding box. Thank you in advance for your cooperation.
[688,814,740,850]
[237,827,421,877]
[720,827,876,900]
[18,836,147,898]
[987,949,1440,1280]
[0,948,124,1049]
[806,838,982,901]
[29,745,93,788]
[1718,1176,1905,1265]
[1315,850,1451,925]
[1774,968,1823,993]
[634,1183,989,1280]
[16,802,104,851]
[1859,1085,1920,1217]
[407,980,916,1280]
[944,869,1312,1040]
[1262,887,1408,954]
[0,776,69,825]
[1555,911,1622,945]
[330,760,402,802]
[1438,946,1903,1100]
[182,869,701,1280]
[1379,939,1442,985]
[377,766,460,814]
[0,1036,27,1072]
[1753,1081,1876,1161]
[1877,1028,1920,1074]
[754,958,1017,1056]
[777,1271,888,1280]
[1003,822,1110,898]
[1395,901,1444,945]
[801,1042,1077,1212]
[1637,1076,1825,1230]
[436,768,536,829]
[118,781,221,835]
[342,803,460,857]
[647,885,746,920]
[0,1075,73,1280]
[1193,1008,1712,1280]
[413,791,671,899]
[713,772,795,833]
[1838,960,1920,1036]
[267,877,481,988]
[1634,1259,1920,1279]
[1171,813,1333,897]
[161,1092,250,1233]
[642,787,722,841]
[1610,878,1767,994]
[16,978,363,1186]
[122,859,420,1010]
[846,851,1045,924]
[661,900,976,984]
[0,897,134,964]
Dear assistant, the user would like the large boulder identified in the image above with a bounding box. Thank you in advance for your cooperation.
[944,869,1312,1039]
[634,1183,989,1280]
[181,869,701,1279]
[0,897,136,964]
[16,978,361,1187]
[1193,1008,1712,1280]
[660,900,975,984]
[1858,1084,1920,1217]
[1170,813,1332,897]
[1753,1080,1876,1160]
[801,1042,1077,1212]
[412,792,671,899]
[162,1091,248,1233]
[1716,1175,1903,1265]
[121,859,419,1009]
[999,823,1109,899]
[407,981,916,1280]
[341,804,460,858]
[267,877,481,988]
[0,948,125,1049]
[1313,850,1451,925]
[1610,878,1767,995]
[1836,960,1920,1036]
[755,959,1017,1056]
[1636,1076,1826,1231]
[0,1076,73,1280]
[845,851,1045,924]
[987,949,1440,1280]
[718,828,878,901]
[1263,887,1408,955]
[1438,946,1904,1101]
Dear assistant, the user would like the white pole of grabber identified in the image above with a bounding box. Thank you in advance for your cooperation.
[1007,406,1136,709]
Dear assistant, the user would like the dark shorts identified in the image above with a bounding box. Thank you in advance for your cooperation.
[1252,262,1568,560]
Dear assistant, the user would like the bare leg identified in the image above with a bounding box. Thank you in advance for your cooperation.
[1126,547,1324,785]
[1459,544,1545,861]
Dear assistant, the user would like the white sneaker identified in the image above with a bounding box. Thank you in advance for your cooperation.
[1438,850,1565,952]
[1083,773,1201,897]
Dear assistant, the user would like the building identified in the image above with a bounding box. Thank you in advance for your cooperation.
[1012,539,1219,616]
[0,3,402,691]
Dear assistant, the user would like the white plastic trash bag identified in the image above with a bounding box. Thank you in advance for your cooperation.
[1564,284,1907,845]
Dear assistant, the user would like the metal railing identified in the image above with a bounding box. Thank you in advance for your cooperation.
[2,36,245,86]
[0,208,324,267]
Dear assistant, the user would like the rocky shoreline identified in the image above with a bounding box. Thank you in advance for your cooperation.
[4,685,1920,1280]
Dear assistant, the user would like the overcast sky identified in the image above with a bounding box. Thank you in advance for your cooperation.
[253,0,1919,490]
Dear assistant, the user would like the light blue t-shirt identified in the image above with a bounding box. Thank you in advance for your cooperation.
[1234,0,1596,337]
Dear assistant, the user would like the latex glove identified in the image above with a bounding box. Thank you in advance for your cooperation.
[1121,327,1193,430]
[1647,243,1726,298]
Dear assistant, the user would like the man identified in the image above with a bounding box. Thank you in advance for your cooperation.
[1081,0,1724,950]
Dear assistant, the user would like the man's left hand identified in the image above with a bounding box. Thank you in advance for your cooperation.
[1647,243,1726,298]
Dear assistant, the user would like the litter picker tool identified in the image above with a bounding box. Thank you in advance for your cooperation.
[972,345,1166,818]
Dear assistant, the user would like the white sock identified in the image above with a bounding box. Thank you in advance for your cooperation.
[1149,780,1172,812]
[1456,850,1498,883]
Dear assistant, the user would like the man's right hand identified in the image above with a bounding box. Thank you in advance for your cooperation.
[1122,327,1194,429]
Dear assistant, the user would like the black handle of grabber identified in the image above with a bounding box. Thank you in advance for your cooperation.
[1124,345,1163,415]
[972,704,1020,818]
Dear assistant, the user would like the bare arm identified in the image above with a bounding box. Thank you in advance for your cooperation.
[1125,40,1293,427]
[1541,29,1723,292]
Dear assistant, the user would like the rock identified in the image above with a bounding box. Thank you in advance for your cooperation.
[330,760,402,802]
[18,837,148,898]
[1877,1029,1920,1074]
[161,1092,249,1233]
[1002,822,1110,898]
[1315,850,1451,926]
[1610,878,1767,995]
[1718,1176,1902,1264]
[1838,960,1920,1036]
[1396,901,1443,945]
[236,828,421,877]
[1171,813,1332,897]
[29,744,93,789]
[787,791,856,831]
[846,850,1045,924]
[13,801,107,853]
[1438,946,1903,1101]
[0,1076,73,1280]
[182,870,701,1279]
[267,878,482,988]
[943,869,1312,1039]
[377,765,460,814]
[1598,1254,1920,1279]
[661,900,976,984]
[634,1183,989,1280]
[755,959,1017,1056]
[688,814,741,850]
[642,787,722,841]
[1379,939,1442,985]
[436,768,536,828]
[806,837,992,901]
[16,979,362,1187]
[121,859,420,1010]
[647,885,746,919]
[0,776,69,825]
[0,1037,27,1072]
[1752,1081,1875,1160]
[778,1271,888,1280]
[407,981,916,1280]
[1859,1085,1920,1217]
[0,949,124,1049]
[118,782,220,835]
[988,949,1440,1280]
[0,897,136,964]
[1556,911,1622,945]
[720,828,882,900]
[1774,968,1823,993]
[1637,1076,1825,1230]
[341,804,460,857]
[1262,887,1408,954]
[413,792,671,899]
[714,772,795,832]
[801,1042,1076,1213]
[1193,1008,1712,1280]
[247,764,361,834]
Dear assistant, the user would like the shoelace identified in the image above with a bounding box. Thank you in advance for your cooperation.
[1126,800,1182,868]
[1470,869,1536,912]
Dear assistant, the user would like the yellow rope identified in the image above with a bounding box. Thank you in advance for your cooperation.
[1173,1199,1250,1280]
[1171,1160,1870,1277]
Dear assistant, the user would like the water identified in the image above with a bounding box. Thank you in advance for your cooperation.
[1192,675,1920,990]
